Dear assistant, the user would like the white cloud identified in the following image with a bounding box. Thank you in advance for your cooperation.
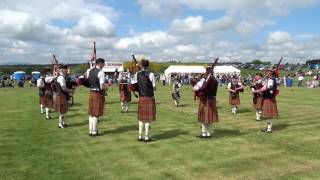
[170,15,235,34]
[73,13,115,38]
[115,31,177,50]
[137,0,181,19]
[175,44,199,54]
[267,31,293,45]
[170,16,203,33]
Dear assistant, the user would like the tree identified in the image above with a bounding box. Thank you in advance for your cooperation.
[250,60,263,64]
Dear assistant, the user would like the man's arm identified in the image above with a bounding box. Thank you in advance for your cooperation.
[98,71,107,90]
[58,76,70,92]
[193,78,205,91]
[150,73,156,90]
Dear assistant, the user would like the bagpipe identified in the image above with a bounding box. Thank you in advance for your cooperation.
[194,57,219,100]
[230,83,244,98]
[251,81,263,104]
[272,57,282,96]
[129,53,140,93]
[77,42,96,88]
[50,54,59,92]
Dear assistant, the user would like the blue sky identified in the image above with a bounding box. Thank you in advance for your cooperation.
[0,0,320,64]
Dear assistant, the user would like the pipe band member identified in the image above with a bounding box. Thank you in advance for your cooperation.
[88,58,108,136]
[193,67,219,138]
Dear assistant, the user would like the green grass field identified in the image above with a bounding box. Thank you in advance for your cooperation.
[0,84,320,180]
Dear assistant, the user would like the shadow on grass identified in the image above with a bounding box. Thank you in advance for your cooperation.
[213,128,247,138]
[67,108,78,112]
[272,123,289,132]
[153,129,190,141]
[178,104,190,107]
[67,113,87,119]
[106,101,120,105]
[126,110,138,113]
[72,102,82,106]
[103,125,136,135]
[68,120,88,127]
[237,107,253,113]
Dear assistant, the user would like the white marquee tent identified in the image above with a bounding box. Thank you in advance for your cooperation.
[213,66,241,75]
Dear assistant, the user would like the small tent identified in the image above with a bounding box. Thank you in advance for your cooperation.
[31,71,41,80]
[13,71,26,81]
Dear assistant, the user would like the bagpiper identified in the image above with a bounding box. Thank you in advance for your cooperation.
[172,78,181,107]
[118,71,131,113]
[88,58,108,136]
[133,58,156,142]
[193,67,219,138]
[37,68,54,119]
[253,69,279,133]
[251,73,264,121]
[54,64,71,129]
[227,75,244,114]
[37,72,46,115]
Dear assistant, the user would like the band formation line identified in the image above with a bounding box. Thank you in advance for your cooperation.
[37,43,280,142]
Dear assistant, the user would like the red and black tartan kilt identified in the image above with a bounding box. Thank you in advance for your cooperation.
[43,91,53,108]
[138,96,156,122]
[55,94,68,114]
[229,94,240,106]
[262,98,278,119]
[120,90,132,102]
[89,91,105,117]
[253,96,263,110]
[198,98,219,124]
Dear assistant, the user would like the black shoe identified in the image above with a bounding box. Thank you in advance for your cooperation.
[63,124,68,127]
[91,133,100,137]
[89,133,92,136]
[261,128,272,133]
[45,116,51,120]
[196,135,207,138]
[144,136,152,142]
[92,131,102,137]
[138,135,143,141]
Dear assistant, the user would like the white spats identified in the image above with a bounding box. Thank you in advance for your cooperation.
[201,123,207,137]
[145,122,150,136]
[124,102,129,112]
[45,107,50,119]
[207,124,213,137]
[89,116,93,134]
[138,121,144,136]
[58,114,67,128]
[40,105,45,114]
[231,106,237,114]
[121,102,129,112]
[256,110,262,120]
[267,120,273,132]
[121,102,124,111]
[92,116,98,135]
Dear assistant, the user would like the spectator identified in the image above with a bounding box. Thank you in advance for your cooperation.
[297,74,304,87]
[160,74,166,86]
